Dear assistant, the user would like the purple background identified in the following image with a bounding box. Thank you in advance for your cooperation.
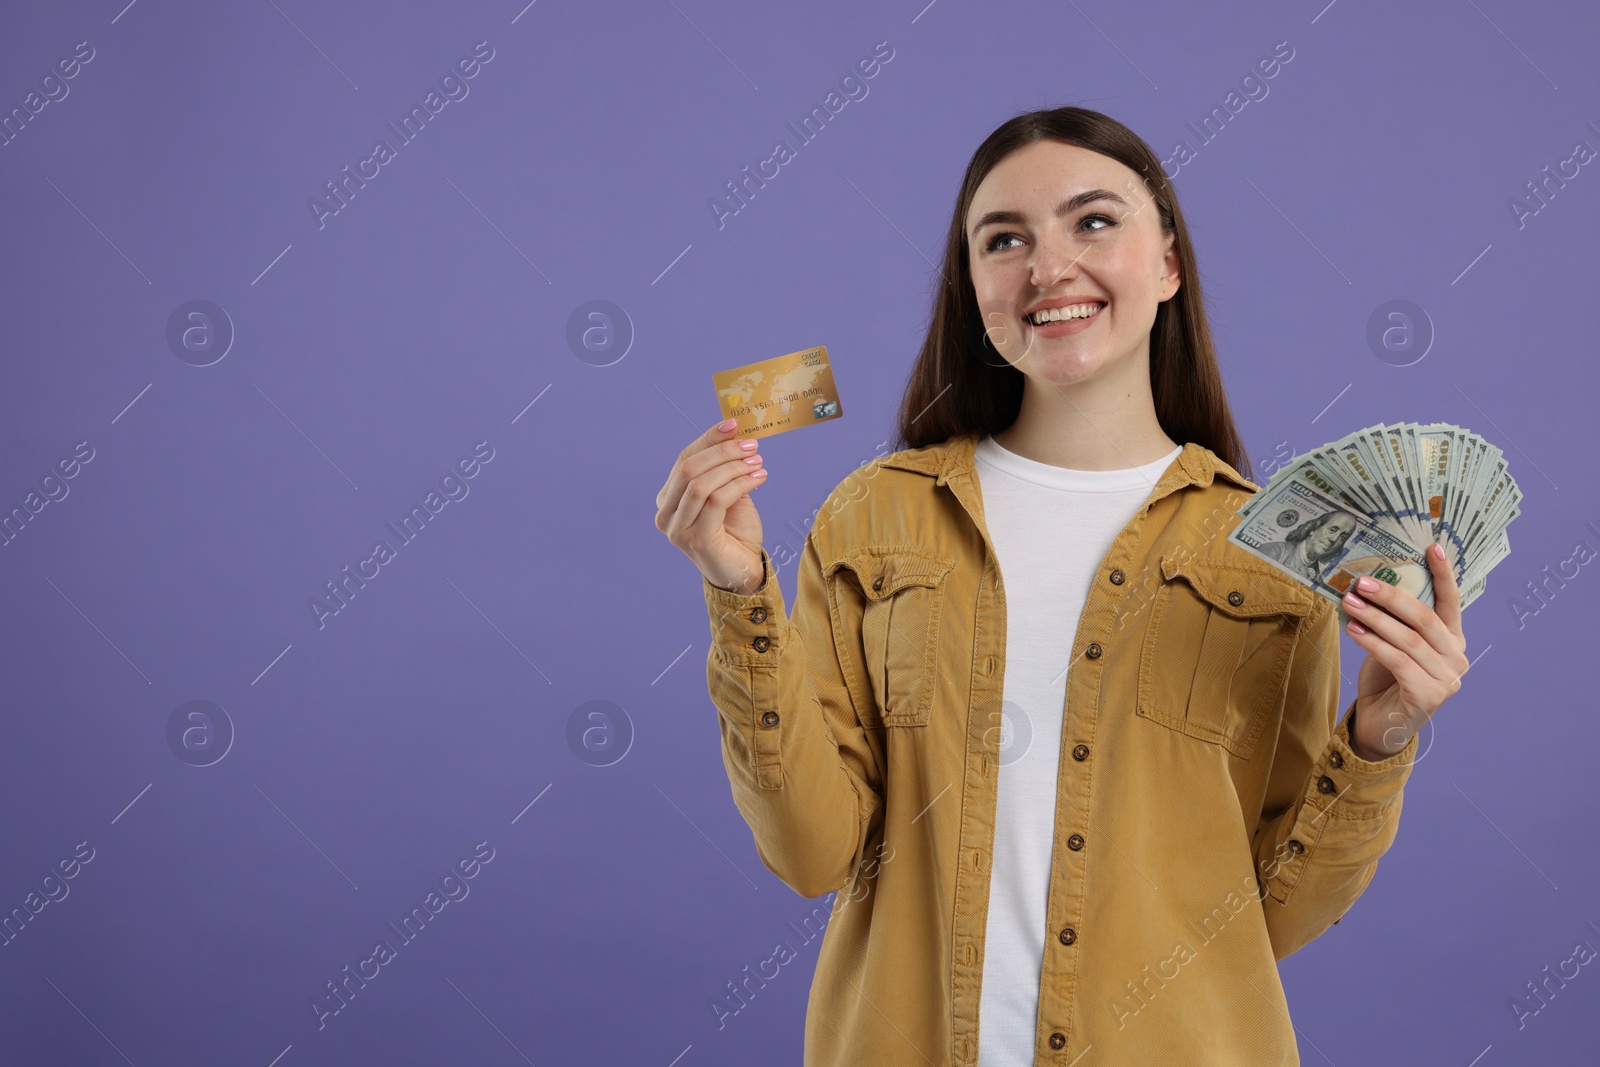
[1,0,1595,1063]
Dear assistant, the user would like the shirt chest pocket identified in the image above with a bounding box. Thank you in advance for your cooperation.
[825,547,955,728]
[1137,551,1315,759]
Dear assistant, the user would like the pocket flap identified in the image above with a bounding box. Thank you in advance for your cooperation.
[1160,551,1315,619]
[826,547,955,602]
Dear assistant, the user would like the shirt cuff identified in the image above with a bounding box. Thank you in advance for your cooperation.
[703,547,785,667]
[1335,696,1420,779]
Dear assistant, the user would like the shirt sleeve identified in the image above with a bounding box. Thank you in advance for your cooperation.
[703,532,886,899]
[1250,594,1419,960]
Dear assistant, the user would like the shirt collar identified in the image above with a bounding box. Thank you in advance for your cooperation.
[877,432,1258,494]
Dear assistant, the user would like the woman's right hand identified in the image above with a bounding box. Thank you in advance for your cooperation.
[655,419,769,595]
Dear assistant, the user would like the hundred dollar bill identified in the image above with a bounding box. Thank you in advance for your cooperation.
[1238,421,1521,617]
[1239,453,1412,545]
[1229,472,1436,615]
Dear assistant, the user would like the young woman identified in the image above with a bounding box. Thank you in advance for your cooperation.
[656,107,1469,1067]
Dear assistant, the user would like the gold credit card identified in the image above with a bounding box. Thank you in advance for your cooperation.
[712,345,843,440]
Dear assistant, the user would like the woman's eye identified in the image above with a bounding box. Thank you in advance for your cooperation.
[983,214,1116,252]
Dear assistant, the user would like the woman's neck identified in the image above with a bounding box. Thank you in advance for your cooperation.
[994,379,1178,471]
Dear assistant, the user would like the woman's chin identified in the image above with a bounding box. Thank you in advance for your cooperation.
[1017,351,1115,387]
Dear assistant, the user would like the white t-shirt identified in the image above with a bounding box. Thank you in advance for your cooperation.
[971,434,1184,1066]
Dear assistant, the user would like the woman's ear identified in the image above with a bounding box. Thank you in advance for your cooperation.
[1158,231,1182,302]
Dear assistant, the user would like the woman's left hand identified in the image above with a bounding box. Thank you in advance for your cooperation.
[1341,541,1470,761]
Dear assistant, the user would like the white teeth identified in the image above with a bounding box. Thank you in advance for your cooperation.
[1029,303,1104,325]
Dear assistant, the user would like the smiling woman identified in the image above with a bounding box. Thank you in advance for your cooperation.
[662,105,1438,1067]
[899,120,1237,474]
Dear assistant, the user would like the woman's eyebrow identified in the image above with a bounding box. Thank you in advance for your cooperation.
[968,188,1130,239]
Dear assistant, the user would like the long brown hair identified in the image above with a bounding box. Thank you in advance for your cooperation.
[891,106,1251,479]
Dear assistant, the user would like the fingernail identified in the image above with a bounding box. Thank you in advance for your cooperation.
[1344,592,1366,608]
[718,418,737,431]
[1356,576,1379,593]
[1348,620,1367,635]
[1431,543,1445,560]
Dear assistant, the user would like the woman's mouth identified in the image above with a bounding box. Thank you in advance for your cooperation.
[1026,301,1105,336]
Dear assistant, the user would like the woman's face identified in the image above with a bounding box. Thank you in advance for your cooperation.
[965,140,1180,385]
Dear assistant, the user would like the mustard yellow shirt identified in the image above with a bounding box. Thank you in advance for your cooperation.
[702,432,1418,1066]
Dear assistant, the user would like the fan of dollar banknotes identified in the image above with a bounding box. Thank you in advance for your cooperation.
[1228,422,1521,621]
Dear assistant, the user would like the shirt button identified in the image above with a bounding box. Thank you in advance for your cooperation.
[1288,839,1304,854]
[872,577,884,591]
[761,711,779,727]
[1227,590,1244,607]
[1109,568,1125,585]
[1049,1032,1066,1050]
[752,636,771,653]
[1059,927,1076,945]
[750,607,768,623]
[1085,642,1102,659]
[1067,833,1085,851]
[1072,744,1089,761]
[1317,775,1336,794]
[1329,751,1344,769]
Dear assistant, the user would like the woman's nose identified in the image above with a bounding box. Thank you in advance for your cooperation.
[1029,237,1085,287]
